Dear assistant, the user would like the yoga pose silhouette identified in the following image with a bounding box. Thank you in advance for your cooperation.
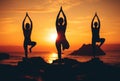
[22,12,36,58]
[91,13,105,57]
[56,7,70,61]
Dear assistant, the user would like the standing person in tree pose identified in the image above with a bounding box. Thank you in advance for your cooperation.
[22,12,36,58]
[56,7,70,61]
[91,12,105,58]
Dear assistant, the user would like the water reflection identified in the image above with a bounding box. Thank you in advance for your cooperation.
[47,53,58,63]
[1,51,120,66]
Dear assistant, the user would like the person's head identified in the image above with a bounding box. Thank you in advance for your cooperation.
[25,23,30,30]
[58,17,63,25]
[94,22,98,27]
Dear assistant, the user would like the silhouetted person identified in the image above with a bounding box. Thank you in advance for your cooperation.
[22,12,36,58]
[56,7,70,61]
[91,12,105,58]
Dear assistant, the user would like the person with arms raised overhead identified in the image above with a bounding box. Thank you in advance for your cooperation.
[22,12,36,58]
[91,12,105,58]
[56,7,70,62]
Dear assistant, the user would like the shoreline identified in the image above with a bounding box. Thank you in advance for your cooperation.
[0,57,120,81]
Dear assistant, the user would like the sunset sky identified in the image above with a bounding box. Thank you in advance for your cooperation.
[0,0,120,52]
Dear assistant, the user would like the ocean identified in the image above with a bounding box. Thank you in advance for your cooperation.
[0,50,120,66]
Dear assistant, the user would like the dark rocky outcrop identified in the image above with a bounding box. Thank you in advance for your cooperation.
[0,53,10,60]
[70,44,105,56]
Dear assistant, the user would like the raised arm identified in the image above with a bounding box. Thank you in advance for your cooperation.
[56,8,61,26]
[61,7,67,26]
[96,14,100,29]
[91,13,96,28]
[26,12,33,30]
[22,15,27,31]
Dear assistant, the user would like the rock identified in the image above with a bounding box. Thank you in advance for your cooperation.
[52,58,80,65]
[70,44,105,56]
[0,52,10,60]
[18,57,47,70]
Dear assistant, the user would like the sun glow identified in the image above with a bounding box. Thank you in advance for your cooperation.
[49,33,57,42]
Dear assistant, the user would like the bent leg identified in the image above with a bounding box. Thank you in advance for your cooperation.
[99,38,105,47]
[55,41,61,60]
[62,39,70,51]
[29,41,36,53]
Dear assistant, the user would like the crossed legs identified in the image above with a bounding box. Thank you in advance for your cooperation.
[29,41,36,53]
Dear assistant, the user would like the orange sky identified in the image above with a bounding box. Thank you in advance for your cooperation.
[0,0,120,52]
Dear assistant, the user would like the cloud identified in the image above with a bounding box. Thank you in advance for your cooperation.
[68,16,91,24]
[0,0,82,13]
[1,0,120,14]
[68,20,81,24]
[85,0,100,2]
[0,17,14,23]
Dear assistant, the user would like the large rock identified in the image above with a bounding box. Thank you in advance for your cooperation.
[70,44,105,56]
[18,57,47,67]
[0,52,10,60]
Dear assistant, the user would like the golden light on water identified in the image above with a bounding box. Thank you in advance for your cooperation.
[47,53,58,63]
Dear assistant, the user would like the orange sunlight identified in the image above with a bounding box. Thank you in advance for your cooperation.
[0,0,120,52]
[49,33,57,42]
[47,53,58,63]
[44,28,58,44]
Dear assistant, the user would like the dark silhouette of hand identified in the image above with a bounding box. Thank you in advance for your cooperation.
[60,6,62,11]
[95,12,97,16]
[26,12,28,16]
